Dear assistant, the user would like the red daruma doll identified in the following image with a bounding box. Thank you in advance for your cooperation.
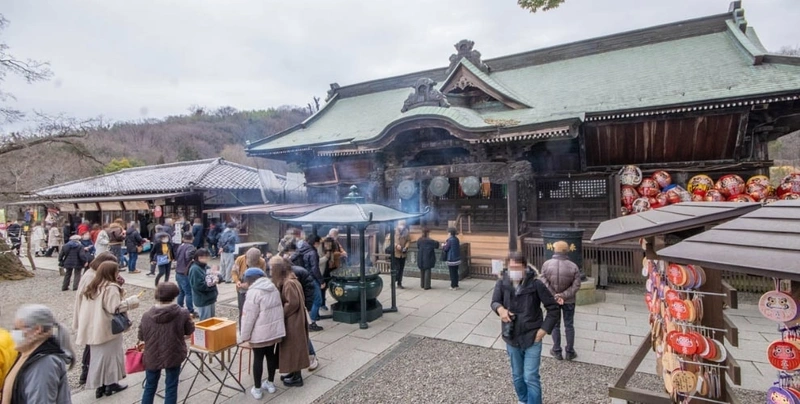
[715,174,745,197]
[638,178,660,197]
[621,186,639,208]
[687,175,713,198]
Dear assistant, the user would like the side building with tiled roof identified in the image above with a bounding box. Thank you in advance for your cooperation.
[10,158,305,242]
[246,2,800,262]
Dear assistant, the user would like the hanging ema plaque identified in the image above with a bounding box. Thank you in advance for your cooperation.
[429,176,450,197]
[397,180,416,200]
[460,176,480,196]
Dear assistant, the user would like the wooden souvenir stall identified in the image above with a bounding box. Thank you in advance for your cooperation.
[592,202,762,403]
[659,200,800,404]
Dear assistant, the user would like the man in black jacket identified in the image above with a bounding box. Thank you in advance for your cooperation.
[491,252,560,404]
[415,229,439,290]
[58,235,89,291]
[294,235,323,331]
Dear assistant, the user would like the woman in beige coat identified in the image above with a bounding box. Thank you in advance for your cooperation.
[269,257,309,388]
[75,262,139,399]
[240,268,284,398]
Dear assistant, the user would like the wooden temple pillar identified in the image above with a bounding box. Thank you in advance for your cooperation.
[507,180,519,252]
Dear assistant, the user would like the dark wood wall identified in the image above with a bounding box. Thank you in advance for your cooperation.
[583,113,741,167]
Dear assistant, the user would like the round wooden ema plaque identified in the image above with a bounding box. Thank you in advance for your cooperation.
[668,299,692,321]
[767,340,800,371]
[671,370,697,394]
[759,290,799,323]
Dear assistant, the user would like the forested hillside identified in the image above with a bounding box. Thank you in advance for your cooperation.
[0,106,309,201]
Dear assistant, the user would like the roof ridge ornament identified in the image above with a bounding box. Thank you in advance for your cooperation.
[728,1,747,33]
[401,78,450,113]
[447,39,490,75]
[326,83,341,102]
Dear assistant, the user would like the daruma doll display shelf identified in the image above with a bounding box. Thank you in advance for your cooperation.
[191,318,237,352]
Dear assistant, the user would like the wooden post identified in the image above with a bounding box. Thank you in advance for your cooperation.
[701,266,729,402]
[507,181,519,252]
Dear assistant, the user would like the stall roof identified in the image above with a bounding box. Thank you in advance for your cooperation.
[591,202,761,244]
[7,192,193,206]
[658,200,800,280]
[204,204,330,216]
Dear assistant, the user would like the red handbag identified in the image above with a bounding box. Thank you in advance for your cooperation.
[125,343,145,374]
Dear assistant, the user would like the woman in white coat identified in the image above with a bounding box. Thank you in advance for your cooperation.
[239,268,285,399]
[94,224,110,256]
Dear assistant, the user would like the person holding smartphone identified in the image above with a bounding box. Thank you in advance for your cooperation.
[490,252,560,404]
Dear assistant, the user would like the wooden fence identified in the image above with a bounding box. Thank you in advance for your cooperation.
[372,239,772,293]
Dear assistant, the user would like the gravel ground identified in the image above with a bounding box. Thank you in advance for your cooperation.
[315,337,763,404]
[0,270,237,392]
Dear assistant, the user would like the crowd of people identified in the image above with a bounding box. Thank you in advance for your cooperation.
[1,213,585,404]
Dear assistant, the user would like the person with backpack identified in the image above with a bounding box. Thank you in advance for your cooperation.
[217,222,240,284]
[59,235,89,291]
[149,233,174,287]
[174,233,197,317]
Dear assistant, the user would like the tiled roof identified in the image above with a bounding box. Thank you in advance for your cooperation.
[33,158,261,198]
[249,11,800,154]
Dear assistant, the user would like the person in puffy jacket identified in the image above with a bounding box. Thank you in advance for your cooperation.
[442,228,461,290]
[539,241,582,361]
[240,268,285,398]
[1,304,74,404]
[189,249,220,320]
[58,235,89,291]
[138,283,195,404]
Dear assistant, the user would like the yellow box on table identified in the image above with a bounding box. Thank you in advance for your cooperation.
[191,318,236,352]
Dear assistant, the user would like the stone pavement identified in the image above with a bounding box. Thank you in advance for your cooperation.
[24,257,772,403]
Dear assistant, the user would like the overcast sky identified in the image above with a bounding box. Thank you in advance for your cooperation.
[2,0,798,130]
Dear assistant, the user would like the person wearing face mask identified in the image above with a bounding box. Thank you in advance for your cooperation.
[491,252,560,404]
[80,232,96,263]
[189,249,221,321]
[149,233,174,287]
[1,304,75,404]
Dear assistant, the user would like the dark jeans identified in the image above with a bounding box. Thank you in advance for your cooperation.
[109,244,122,262]
[448,265,459,288]
[237,292,246,329]
[62,267,82,291]
[127,251,139,272]
[208,242,218,257]
[45,246,59,257]
[551,303,576,354]
[392,256,406,285]
[142,366,180,404]
[79,345,91,383]
[176,273,194,312]
[155,263,171,286]
[310,280,322,322]
[252,345,279,387]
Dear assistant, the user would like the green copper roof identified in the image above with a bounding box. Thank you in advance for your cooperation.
[250,20,800,154]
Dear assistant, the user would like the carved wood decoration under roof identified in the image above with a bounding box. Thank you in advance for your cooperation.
[401,78,450,113]
[447,40,490,75]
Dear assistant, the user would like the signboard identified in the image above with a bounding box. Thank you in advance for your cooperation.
[99,202,124,211]
[77,203,99,211]
[123,201,150,211]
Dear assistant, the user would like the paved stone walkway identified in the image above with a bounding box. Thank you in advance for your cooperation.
[23,257,772,403]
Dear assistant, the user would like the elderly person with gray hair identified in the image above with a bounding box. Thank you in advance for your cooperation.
[1,304,74,404]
